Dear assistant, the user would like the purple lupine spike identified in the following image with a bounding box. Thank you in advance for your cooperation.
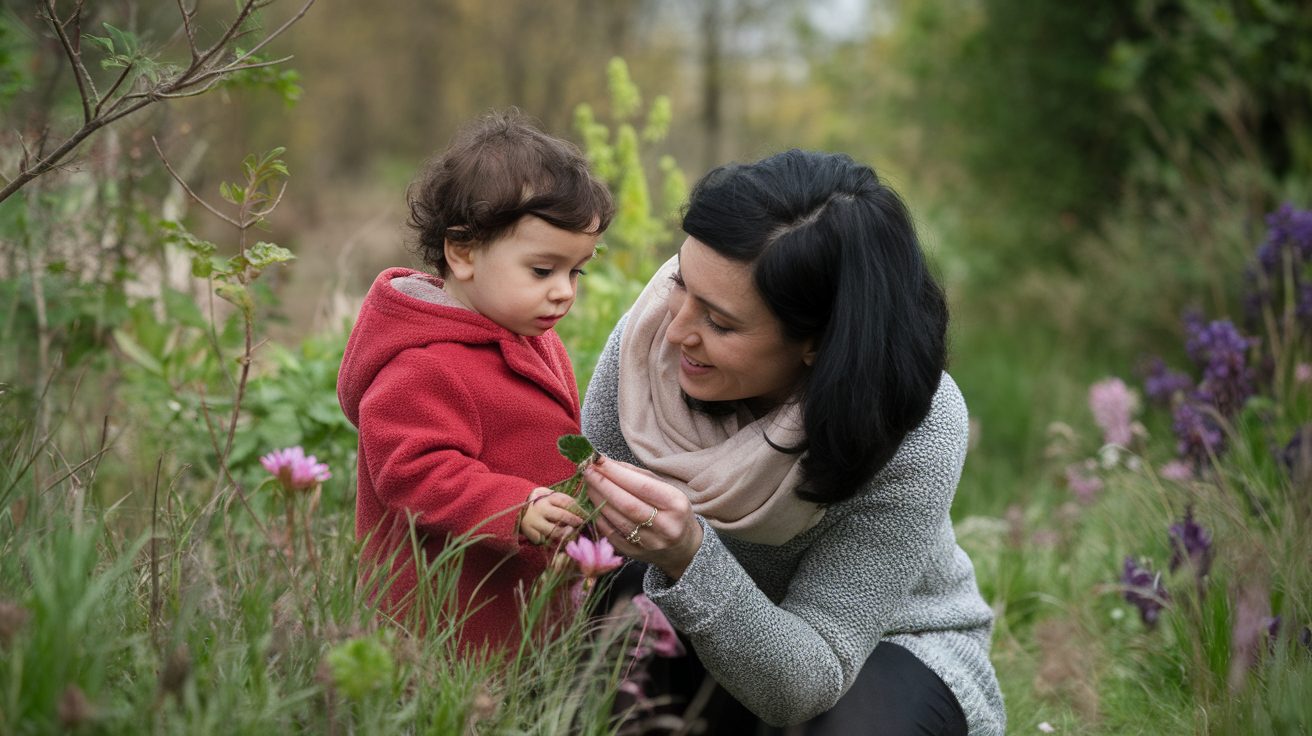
[1172,400,1226,469]
[1141,357,1194,407]
[1168,506,1213,579]
[1184,319,1257,417]
[1121,556,1168,628]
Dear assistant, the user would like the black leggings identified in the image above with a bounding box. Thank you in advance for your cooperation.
[606,564,968,736]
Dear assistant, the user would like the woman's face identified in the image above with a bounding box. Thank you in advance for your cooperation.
[665,237,814,407]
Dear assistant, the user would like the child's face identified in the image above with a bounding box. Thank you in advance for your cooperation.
[444,215,600,337]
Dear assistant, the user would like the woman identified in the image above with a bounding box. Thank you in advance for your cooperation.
[580,150,1005,735]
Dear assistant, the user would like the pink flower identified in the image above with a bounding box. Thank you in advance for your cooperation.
[1159,460,1194,483]
[1296,363,1312,384]
[630,594,684,658]
[1089,378,1138,447]
[1064,460,1104,504]
[260,446,331,492]
[565,536,623,579]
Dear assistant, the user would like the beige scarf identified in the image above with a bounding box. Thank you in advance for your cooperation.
[618,257,825,546]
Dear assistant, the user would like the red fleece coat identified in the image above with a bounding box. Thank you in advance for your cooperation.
[338,268,581,650]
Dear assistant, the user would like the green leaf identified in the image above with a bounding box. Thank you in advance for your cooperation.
[112,329,165,376]
[246,242,295,270]
[557,434,597,465]
[216,282,254,319]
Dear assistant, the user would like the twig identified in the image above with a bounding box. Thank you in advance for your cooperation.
[43,0,94,124]
[151,137,242,228]
[227,0,316,66]
[94,62,136,118]
[150,455,163,637]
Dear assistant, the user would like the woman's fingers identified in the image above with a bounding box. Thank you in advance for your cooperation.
[584,460,670,520]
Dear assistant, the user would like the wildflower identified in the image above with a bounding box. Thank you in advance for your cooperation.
[1184,318,1256,417]
[1168,507,1213,580]
[1121,556,1168,628]
[1140,357,1193,407]
[1063,460,1103,505]
[1158,460,1193,483]
[1038,723,1056,734]
[565,536,623,579]
[260,446,331,492]
[1279,425,1312,483]
[1171,401,1225,469]
[1296,363,1312,384]
[1089,378,1138,446]
[630,594,685,658]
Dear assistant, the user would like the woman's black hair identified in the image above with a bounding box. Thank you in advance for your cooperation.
[681,149,948,505]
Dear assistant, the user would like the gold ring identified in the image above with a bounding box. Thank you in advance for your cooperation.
[639,506,658,529]
[626,526,643,546]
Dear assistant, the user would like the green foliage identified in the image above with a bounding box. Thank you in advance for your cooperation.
[326,633,397,700]
[562,58,687,388]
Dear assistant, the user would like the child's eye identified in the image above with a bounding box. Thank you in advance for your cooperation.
[571,268,587,277]
[532,267,552,278]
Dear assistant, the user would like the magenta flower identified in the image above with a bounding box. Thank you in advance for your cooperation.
[1064,460,1104,504]
[1158,460,1194,483]
[1089,378,1138,446]
[630,594,685,658]
[565,536,623,579]
[260,446,331,492]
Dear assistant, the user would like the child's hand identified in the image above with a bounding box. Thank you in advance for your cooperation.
[518,488,585,545]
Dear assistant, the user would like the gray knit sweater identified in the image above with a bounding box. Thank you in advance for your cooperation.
[581,316,1005,734]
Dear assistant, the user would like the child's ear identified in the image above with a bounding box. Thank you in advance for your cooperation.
[444,238,476,281]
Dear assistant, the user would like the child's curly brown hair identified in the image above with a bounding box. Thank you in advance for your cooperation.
[406,109,615,276]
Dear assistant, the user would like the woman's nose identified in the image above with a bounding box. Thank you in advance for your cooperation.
[665,298,700,346]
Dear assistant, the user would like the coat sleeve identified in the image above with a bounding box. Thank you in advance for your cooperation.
[357,346,537,554]
[642,382,971,726]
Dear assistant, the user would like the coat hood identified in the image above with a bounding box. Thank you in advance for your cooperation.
[338,267,578,426]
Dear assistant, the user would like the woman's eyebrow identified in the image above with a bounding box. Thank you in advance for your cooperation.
[676,253,743,323]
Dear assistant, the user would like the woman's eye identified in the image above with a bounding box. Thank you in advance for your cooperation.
[705,315,731,334]
[532,267,552,278]
[668,271,685,289]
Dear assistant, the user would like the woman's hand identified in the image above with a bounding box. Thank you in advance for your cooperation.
[583,457,704,580]
[518,488,585,545]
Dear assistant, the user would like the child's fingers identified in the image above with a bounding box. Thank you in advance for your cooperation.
[540,504,584,529]
[543,491,589,518]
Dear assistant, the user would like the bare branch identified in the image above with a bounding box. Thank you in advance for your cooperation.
[44,0,95,124]
[190,0,261,78]
[152,137,243,228]
[176,0,199,61]
[228,0,316,66]
[169,55,296,93]
[94,62,135,117]
[248,180,288,221]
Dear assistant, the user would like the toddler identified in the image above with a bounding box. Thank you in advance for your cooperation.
[338,110,614,649]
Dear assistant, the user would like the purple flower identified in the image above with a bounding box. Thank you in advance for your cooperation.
[1168,507,1213,579]
[1184,319,1257,417]
[565,536,624,579]
[1089,378,1138,446]
[1280,425,1312,482]
[1064,460,1104,505]
[1141,357,1193,407]
[1121,556,1168,628]
[1172,401,1226,469]
[260,446,331,492]
[1246,205,1312,335]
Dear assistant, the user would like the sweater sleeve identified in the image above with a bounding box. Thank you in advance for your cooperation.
[646,389,970,725]
[358,346,537,553]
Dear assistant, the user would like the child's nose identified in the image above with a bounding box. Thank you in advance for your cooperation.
[548,275,575,302]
